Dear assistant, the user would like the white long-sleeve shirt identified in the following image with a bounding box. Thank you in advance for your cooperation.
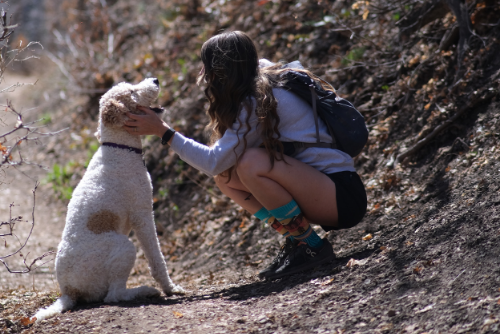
[169,86,355,177]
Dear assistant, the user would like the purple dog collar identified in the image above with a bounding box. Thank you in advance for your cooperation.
[102,142,143,155]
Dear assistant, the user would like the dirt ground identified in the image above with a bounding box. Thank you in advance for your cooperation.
[1,73,499,334]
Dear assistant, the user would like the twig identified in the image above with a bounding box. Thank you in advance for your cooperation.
[0,100,68,167]
[448,269,466,286]
[45,50,77,84]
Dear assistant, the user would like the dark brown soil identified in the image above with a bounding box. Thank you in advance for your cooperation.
[2,0,500,333]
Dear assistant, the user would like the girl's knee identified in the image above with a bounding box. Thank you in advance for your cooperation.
[236,148,268,176]
[213,174,228,189]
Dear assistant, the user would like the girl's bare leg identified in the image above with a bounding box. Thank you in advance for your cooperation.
[214,171,263,215]
[215,148,338,228]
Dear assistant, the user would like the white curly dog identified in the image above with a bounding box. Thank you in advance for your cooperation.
[33,78,184,322]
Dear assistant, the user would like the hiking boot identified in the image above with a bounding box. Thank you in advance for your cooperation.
[258,238,298,279]
[267,238,334,280]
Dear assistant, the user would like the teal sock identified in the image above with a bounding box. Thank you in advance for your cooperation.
[301,230,323,248]
[269,199,301,222]
[254,207,273,224]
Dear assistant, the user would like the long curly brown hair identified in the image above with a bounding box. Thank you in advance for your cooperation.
[198,31,334,179]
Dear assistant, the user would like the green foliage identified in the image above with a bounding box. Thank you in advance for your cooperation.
[174,159,185,174]
[43,133,99,200]
[49,292,61,302]
[341,8,351,18]
[381,85,390,92]
[158,188,169,199]
[392,12,400,21]
[40,113,52,125]
[342,47,366,65]
[161,6,181,21]
[43,162,75,200]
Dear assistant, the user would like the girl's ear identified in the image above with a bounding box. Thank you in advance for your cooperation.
[100,98,129,128]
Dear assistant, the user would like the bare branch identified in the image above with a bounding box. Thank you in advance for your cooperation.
[0,100,68,168]
[0,183,55,274]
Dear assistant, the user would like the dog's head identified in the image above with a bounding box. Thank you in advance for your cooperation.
[98,78,164,129]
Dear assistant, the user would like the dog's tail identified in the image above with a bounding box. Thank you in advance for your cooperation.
[31,295,75,322]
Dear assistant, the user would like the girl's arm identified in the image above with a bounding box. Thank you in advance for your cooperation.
[170,106,261,176]
[124,105,261,177]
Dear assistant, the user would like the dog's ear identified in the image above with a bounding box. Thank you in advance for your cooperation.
[100,98,129,128]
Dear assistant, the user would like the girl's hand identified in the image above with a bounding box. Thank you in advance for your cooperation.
[124,106,170,137]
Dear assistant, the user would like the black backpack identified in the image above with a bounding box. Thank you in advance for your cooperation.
[277,67,368,157]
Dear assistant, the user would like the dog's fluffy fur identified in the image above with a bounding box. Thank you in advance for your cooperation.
[33,78,184,322]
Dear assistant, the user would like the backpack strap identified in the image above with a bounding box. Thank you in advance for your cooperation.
[308,84,337,150]
[310,86,320,144]
[289,142,333,150]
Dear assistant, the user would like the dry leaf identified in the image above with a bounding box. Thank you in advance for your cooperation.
[408,55,421,67]
[20,317,36,326]
[380,246,387,251]
[346,258,362,268]
[321,278,335,286]
[370,203,381,214]
[404,214,416,222]
[413,266,422,273]
[173,311,184,318]
[362,234,373,241]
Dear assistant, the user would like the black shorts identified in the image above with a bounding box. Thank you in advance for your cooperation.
[320,171,367,232]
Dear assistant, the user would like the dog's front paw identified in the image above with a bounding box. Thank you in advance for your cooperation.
[164,284,186,296]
